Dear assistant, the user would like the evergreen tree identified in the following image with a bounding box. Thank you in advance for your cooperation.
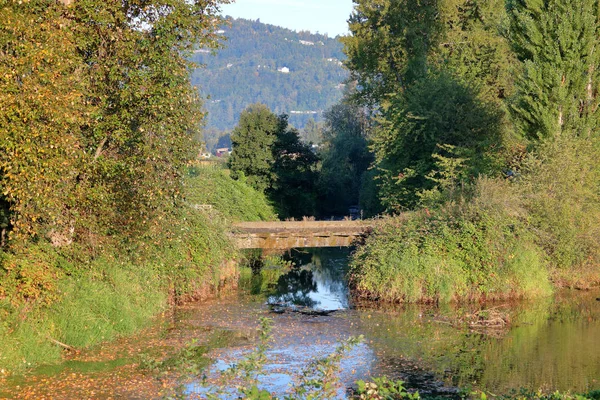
[508,0,600,140]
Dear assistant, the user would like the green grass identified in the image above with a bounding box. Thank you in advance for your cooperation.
[0,256,168,372]
[351,136,600,303]
[0,164,278,373]
[185,165,277,222]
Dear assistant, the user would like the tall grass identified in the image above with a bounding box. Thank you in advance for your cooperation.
[351,178,552,303]
[0,166,277,373]
[186,166,277,222]
[350,136,600,303]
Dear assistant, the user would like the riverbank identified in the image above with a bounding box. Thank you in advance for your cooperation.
[0,166,276,374]
[350,137,600,304]
[2,249,599,399]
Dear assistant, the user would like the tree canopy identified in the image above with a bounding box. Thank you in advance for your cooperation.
[228,104,318,218]
[0,0,228,247]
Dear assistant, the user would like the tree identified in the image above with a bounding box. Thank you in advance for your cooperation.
[342,0,514,211]
[0,0,229,246]
[229,104,281,192]
[229,106,319,217]
[342,0,440,106]
[318,98,374,216]
[372,73,504,210]
[508,0,600,140]
[269,118,319,219]
[343,0,515,106]
[300,117,324,144]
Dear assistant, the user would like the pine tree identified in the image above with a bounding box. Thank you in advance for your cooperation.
[508,0,600,140]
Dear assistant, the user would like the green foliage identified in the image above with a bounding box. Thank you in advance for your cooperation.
[317,95,374,216]
[351,132,600,302]
[0,0,228,246]
[343,0,514,107]
[269,118,319,218]
[518,136,600,284]
[190,18,347,132]
[372,73,504,211]
[343,0,440,105]
[355,377,419,400]
[186,166,277,222]
[344,0,514,212]
[0,252,166,372]
[229,104,319,218]
[229,103,280,192]
[508,0,600,140]
[350,177,553,303]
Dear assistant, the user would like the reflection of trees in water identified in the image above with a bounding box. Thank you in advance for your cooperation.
[359,291,600,393]
[268,248,351,309]
[269,268,318,307]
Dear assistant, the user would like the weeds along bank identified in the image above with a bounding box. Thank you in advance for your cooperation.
[350,137,600,303]
[0,166,275,373]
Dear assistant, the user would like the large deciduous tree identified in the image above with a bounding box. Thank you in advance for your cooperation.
[342,0,514,211]
[0,0,228,247]
[228,103,281,192]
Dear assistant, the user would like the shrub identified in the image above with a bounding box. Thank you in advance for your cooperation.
[350,178,553,303]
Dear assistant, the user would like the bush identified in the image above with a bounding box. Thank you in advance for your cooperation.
[351,135,600,302]
[519,137,600,287]
[350,178,553,303]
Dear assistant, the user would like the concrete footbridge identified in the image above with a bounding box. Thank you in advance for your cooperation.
[231,220,373,249]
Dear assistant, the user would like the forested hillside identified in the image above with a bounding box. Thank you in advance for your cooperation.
[189,17,349,132]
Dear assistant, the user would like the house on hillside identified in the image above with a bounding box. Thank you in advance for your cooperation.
[277,67,290,74]
[216,148,232,157]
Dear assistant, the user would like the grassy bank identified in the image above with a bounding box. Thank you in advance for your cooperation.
[0,166,276,374]
[350,137,600,303]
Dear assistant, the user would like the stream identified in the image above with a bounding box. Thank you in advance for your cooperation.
[2,247,600,399]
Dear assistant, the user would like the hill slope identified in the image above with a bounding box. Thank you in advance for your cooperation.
[190,17,349,132]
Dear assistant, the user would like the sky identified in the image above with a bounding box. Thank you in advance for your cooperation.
[220,0,354,37]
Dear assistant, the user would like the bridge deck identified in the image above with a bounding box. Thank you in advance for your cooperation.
[232,220,372,249]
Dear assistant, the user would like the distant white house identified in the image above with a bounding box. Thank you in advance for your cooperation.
[277,67,290,74]
[327,58,344,66]
[290,110,319,115]
[227,63,234,68]
[299,40,315,46]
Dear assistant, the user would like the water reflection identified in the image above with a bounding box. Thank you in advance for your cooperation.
[233,248,600,395]
[265,248,350,311]
[358,292,600,394]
